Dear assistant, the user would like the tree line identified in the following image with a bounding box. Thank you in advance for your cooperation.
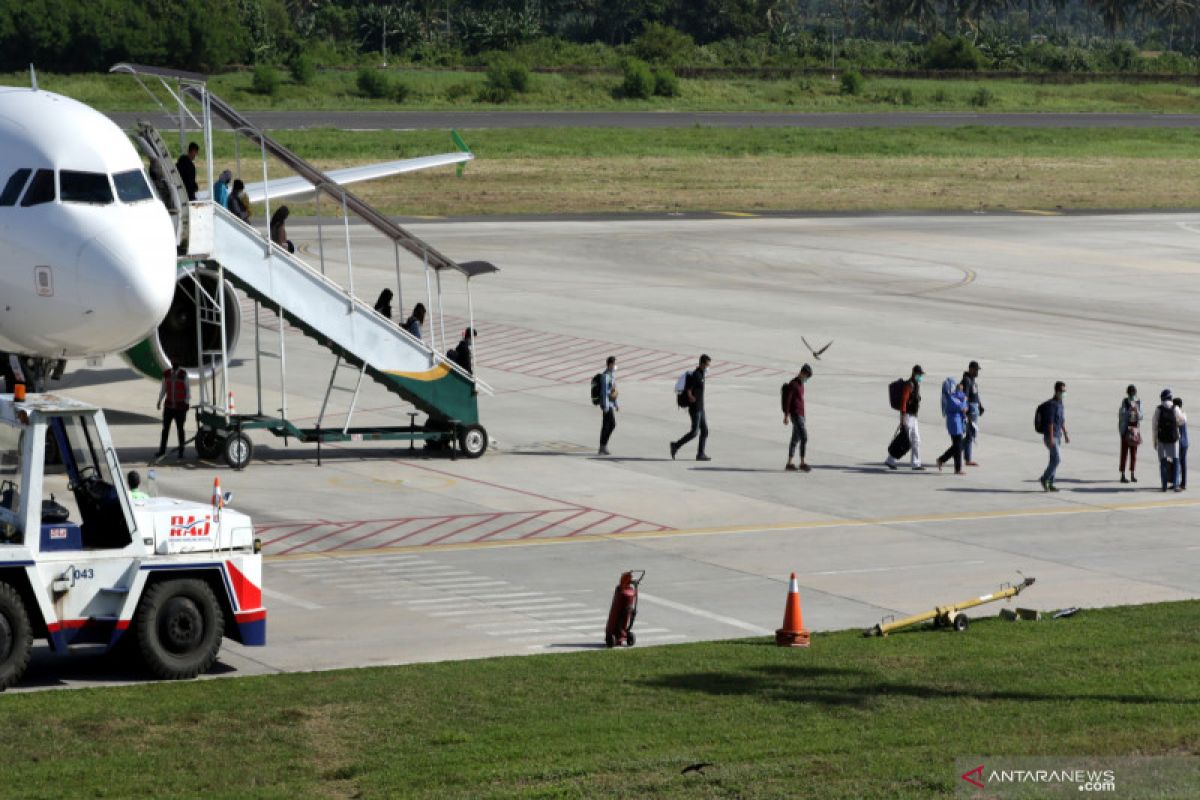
[3,0,1200,74]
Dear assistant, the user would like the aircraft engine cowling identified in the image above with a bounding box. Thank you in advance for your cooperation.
[120,264,242,383]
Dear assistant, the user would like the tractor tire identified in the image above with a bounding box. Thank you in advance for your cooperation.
[134,578,224,680]
[223,432,253,471]
[458,424,488,459]
[195,428,222,460]
[952,613,970,633]
[0,582,32,690]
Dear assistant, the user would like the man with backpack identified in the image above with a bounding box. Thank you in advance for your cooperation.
[592,356,618,455]
[961,360,984,466]
[671,354,711,462]
[885,365,925,471]
[1036,381,1069,491]
[1152,388,1185,492]
[782,364,813,472]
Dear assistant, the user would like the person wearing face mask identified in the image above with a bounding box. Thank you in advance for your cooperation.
[1152,388,1184,492]
[1118,384,1142,484]
[783,363,813,472]
[598,356,619,456]
[1173,396,1188,490]
[886,364,925,471]
[936,377,969,474]
[1038,381,1070,492]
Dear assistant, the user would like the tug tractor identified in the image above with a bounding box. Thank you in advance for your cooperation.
[0,392,265,690]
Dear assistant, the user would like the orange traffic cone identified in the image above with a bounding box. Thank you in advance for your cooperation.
[227,391,237,415]
[775,572,810,647]
[212,477,223,516]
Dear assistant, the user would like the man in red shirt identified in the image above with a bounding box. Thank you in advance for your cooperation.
[783,364,813,472]
[155,361,190,460]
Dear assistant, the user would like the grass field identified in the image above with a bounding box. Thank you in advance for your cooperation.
[13,69,1200,114]
[194,127,1200,216]
[2,601,1198,798]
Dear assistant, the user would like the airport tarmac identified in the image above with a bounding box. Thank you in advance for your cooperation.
[18,211,1200,690]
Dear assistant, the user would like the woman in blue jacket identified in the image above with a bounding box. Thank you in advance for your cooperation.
[936,377,969,474]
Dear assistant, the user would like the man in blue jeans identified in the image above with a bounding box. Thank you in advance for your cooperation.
[1040,381,1070,492]
[671,354,711,462]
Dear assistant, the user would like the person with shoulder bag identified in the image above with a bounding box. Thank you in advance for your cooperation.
[1119,384,1142,483]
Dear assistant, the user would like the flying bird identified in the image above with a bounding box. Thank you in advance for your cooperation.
[802,337,833,360]
[681,762,714,776]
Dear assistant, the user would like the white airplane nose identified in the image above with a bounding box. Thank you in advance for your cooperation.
[77,226,176,352]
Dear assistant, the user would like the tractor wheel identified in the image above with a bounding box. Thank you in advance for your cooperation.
[0,582,32,690]
[952,613,970,633]
[223,432,253,471]
[134,578,224,680]
[195,428,222,460]
[458,425,488,459]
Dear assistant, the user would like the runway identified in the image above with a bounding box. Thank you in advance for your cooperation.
[19,211,1200,689]
[106,109,1200,131]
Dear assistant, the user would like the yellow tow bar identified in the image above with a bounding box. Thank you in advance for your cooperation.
[863,575,1036,637]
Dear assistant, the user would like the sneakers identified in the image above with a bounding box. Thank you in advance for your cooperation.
[935,458,943,472]
[669,442,679,460]
[598,447,610,456]
[1040,477,1049,491]
[912,465,926,471]
[696,453,712,462]
[1048,484,1059,492]
[885,459,898,471]
[1120,474,1129,484]
[799,463,812,473]
[785,463,798,471]
[1131,475,1138,483]
[965,461,980,467]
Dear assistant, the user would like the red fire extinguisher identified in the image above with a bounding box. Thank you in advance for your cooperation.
[605,570,644,648]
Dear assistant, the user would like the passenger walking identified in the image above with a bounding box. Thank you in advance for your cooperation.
[403,303,427,339]
[1036,381,1069,492]
[782,364,813,472]
[1174,397,1188,490]
[155,361,190,460]
[1118,384,1142,483]
[373,288,393,320]
[670,354,711,462]
[598,356,618,455]
[886,365,925,471]
[1152,389,1184,492]
[213,169,232,208]
[449,328,475,374]
[935,377,968,474]
[176,141,199,201]
[961,360,984,466]
[269,206,294,253]
[228,179,251,222]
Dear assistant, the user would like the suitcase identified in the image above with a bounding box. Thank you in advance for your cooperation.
[888,425,910,460]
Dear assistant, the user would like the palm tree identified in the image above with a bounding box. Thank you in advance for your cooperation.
[1087,0,1136,42]
[1156,0,1195,49]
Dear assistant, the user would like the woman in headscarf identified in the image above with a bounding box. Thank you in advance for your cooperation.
[403,302,426,339]
[935,377,968,474]
[213,169,232,208]
[373,288,393,320]
[269,205,293,253]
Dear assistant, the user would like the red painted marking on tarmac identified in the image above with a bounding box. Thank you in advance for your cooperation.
[472,510,549,542]
[260,521,328,547]
[519,508,589,539]
[328,517,416,551]
[375,516,456,548]
[568,513,617,537]
[425,512,507,546]
[276,520,367,556]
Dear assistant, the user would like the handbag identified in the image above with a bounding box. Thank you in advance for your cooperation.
[1125,425,1142,447]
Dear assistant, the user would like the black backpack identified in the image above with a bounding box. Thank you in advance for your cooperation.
[1034,400,1054,434]
[590,373,603,406]
[888,378,906,411]
[1158,407,1179,444]
[781,382,790,414]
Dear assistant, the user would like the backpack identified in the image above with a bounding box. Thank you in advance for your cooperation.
[590,373,603,406]
[1158,407,1179,444]
[675,370,691,408]
[887,378,906,411]
[781,382,790,414]
[1034,399,1054,434]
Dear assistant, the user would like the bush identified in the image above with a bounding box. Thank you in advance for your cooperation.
[633,23,696,65]
[840,69,864,96]
[251,64,281,96]
[476,57,530,103]
[356,67,391,99]
[618,58,655,99]
[969,86,995,107]
[923,35,987,71]
[289,54,316,85]
[652,67,681,97]
[391,80,411,103]
[445,81,475,101]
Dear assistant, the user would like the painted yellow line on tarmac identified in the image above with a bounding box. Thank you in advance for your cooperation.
[1015,209,1063,216]
[716,211,759,218]
[266,497,1200,562]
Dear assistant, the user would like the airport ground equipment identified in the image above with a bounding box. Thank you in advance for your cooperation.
[0,392,265,689]
[605,570,644,648]
[775,572,810,647]
[111,64,497,468]
[863,575,1036,637]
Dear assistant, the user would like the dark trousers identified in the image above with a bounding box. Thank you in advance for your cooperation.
[1181,445,1188,488]
[674,407,708,455]
[159,406,188,455]
[600,409,616,447]
[788,414,807,460]
[1120,437,1138,474]
[938,434,963,472]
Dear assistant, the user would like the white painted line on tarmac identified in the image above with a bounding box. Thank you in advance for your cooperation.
[528,616,605,624]
[499,602,587,613]
[427,608,524,618]
[407,573,478,583]
[262,587,323,610]
[405,596,481,606]
[490,596,563,606]
[465,592,548,601]
[637,591,773,636]
[808,559,986,576]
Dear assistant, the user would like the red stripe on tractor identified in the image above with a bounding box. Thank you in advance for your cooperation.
[225,560,263,611]
[235,609,267,623]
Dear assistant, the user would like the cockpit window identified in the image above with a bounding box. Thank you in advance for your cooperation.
[113,169,154,203]
[0,168,31,206]
[20,169,55,207]
[60,171,113,205]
